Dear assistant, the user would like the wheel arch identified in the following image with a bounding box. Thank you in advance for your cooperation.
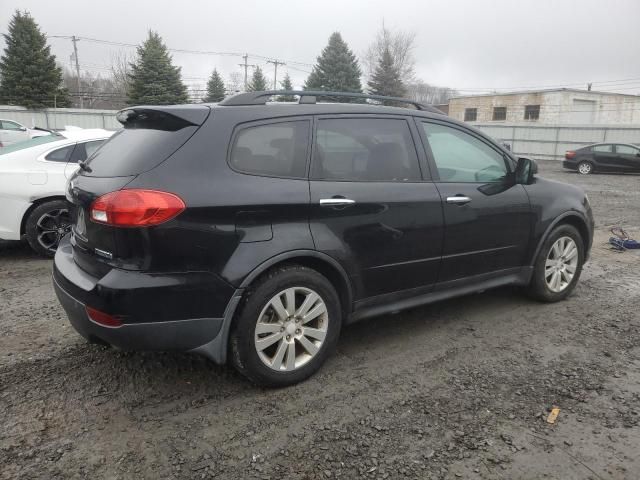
[193,250,355,365]
[531,212,592,265]
[20,195,67,236]
[239,250,354,320]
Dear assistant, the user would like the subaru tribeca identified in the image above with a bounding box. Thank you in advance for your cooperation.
[53,91,594,387]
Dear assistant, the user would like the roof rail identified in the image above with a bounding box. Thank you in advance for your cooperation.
[218,90,443,114]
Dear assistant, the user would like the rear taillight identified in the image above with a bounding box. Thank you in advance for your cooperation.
[86,306,123,328]
[90,189,185,227]
[565,150,576,159]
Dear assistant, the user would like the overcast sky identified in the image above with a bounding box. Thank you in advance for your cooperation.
[1,0,639,95]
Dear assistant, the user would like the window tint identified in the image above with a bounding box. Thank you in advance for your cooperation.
[45,144,74,162]
[616,144,639,155]
[524,105,540,120]
[70,140,105,163]
[313,118,421,182]
[422,122,508,183]
[1,120,22,130]
[464,108,477,122]
[592,144,613,153]
[492,107,506,121]
[229,121,309,178]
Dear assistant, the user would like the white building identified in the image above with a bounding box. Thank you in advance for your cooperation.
[448,89,640,125]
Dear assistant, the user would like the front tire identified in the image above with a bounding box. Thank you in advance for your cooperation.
[577,161,593,175]
[230,265,342,387]
[25,200,72,258]
[526,224,584,302]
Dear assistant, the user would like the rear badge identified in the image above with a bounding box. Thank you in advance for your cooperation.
[94,248,113,260]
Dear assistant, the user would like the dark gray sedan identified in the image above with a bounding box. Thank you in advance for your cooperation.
[563,143,640,174]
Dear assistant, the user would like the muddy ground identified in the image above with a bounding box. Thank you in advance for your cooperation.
[1,163,639,480]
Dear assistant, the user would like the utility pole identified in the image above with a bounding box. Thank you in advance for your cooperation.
[267,59,286,90]
[71,36,83,108]
[238,54,256,91]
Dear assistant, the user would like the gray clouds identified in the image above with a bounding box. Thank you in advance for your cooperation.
[1,0,638,94]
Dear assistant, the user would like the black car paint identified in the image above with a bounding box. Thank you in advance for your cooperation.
[54,102,594,364]
[563,143,640,173]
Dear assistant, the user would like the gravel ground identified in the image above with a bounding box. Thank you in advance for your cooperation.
[1,163,640,480]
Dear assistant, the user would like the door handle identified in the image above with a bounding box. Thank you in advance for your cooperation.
[320,198,356,207]
[446,195,472,205]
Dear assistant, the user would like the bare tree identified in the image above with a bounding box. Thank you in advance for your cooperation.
[363,26,416,85]
[405,81,458,105]
[62,68,127,110]
[227,72,243,94]
[110,52,132,102]
[187,83,205,103]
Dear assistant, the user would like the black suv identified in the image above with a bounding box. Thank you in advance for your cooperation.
[54,91,594,387]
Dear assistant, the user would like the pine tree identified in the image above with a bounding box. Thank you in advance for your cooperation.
[204,68,226,102]
[247,66,268,92]
[126,31,188,105]
[0,11,69,108]
[367,47,406,102]
[304,32,362,101]
[277,73,295,102]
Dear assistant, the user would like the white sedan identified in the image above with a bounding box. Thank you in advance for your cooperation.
[0,118,51,147]
[0,128,114,256]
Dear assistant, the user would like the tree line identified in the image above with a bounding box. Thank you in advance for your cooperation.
[0,10,457,109]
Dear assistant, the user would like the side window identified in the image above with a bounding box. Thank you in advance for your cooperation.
[1,120,23,130]
[422,122,508,183]
[44,144,74,162]
[70,140,105,163]
[615,144,638,155]
[229,121,310,178]
[592,144,612,153]
[313,118,421,182]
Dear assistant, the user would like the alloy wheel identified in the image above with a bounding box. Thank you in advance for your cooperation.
[578,162,592,174]
[36,208,71,253]
[545,236,579,293]
[254,287,328,372]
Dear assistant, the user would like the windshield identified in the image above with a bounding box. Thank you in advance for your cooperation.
[0,134,63,155]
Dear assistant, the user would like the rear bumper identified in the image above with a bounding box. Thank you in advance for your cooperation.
[53,235,242,363]
[54,277,224,351]
[562,160,577,170]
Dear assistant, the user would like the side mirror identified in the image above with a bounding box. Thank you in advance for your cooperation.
[515,157,537,184]
[19,127,27,132]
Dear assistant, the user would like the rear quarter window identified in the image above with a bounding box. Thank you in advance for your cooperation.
[228,120,310,178]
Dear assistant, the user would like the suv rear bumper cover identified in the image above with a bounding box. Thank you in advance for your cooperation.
[53,236,242,363]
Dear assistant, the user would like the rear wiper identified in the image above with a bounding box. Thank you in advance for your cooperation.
[78,160,92,173]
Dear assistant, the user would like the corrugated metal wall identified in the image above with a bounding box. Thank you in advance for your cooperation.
[475,123,640,160]
[3,106,639,161]
[0,106,120,130]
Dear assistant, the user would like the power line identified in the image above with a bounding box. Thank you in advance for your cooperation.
[266,59,286,89]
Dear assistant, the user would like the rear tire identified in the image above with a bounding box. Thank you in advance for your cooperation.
[25,200,71,258]
[526,224,584,302]
[577,161,593,175]
[230,264,342,387]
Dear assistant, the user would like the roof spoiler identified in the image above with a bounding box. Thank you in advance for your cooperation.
[219,90,443,114]
[116,105,210,127]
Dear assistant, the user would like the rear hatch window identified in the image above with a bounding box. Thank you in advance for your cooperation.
[82,106,209,177]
